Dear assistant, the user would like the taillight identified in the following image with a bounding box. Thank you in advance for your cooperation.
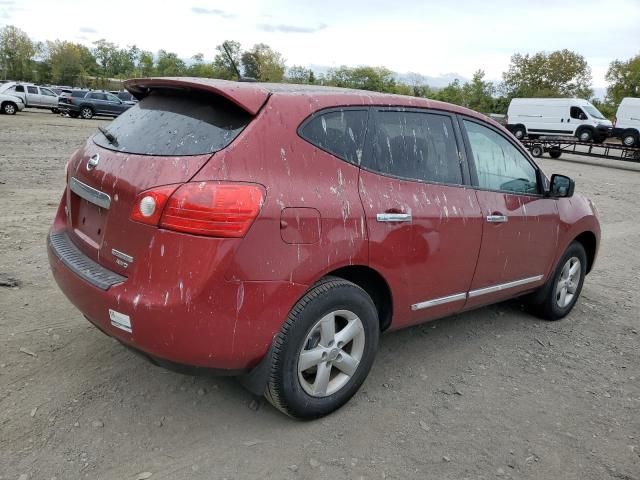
[130,182,264,238]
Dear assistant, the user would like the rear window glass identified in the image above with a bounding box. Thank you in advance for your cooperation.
[299,109,368,165]
[364,110,463,185]
[93,90,251,156]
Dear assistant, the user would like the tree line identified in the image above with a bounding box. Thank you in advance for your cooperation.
[0,25,637,117]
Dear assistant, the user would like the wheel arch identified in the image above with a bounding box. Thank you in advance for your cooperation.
[573,230,597,274]
[322,265,393,332]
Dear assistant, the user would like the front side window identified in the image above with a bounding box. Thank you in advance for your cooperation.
[89,93,106,100]
[583,105,605,120]
[15,85,25,93]
[464,120,538,195]
[299,109,368,165]
[570,106,587,120]
[41,88,56,96]
[365,110,462,185]
[105,93,120,103]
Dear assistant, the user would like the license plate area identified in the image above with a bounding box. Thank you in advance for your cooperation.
[70,194,107,248]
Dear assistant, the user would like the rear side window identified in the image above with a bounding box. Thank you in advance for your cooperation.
[364,110,463,185]
[15,85,24,93]
[72,91,88,97]
[93,90,251,156]
[299,109,368,165]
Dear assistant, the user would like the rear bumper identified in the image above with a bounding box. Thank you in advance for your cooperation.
[47,227,307,371]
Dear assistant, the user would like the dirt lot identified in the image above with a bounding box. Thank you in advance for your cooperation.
[1,110,639,480]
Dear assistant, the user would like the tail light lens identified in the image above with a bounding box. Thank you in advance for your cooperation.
[130,182,264,238]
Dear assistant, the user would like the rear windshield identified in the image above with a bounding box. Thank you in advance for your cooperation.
[93,90,251,156]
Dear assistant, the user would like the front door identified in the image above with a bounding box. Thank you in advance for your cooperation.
[359,108,483,328]
[459,118,559,309]
[39,87,58,108]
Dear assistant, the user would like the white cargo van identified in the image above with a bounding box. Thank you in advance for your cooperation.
[612,97,640,147]
[507,98,612,143]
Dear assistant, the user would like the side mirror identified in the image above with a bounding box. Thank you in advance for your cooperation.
[549,174,575,198]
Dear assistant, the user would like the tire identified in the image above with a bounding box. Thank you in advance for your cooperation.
[264,277,379,419]
[513,126,526,140]
[80,106,94,119]
[622,130,639,147]
[1,102,17,115]
[549,148,562,159]
[529,242,587,321]
[530,145,544,158]
[576,128,593,142]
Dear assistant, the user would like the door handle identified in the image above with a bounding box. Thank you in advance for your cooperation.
[486,214,508,223]
[376,213,412,223]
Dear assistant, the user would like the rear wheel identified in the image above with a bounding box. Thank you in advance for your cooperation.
[528,242,587,321]
[622,130,639,147]
[265,277,379,419]
[1,102,17,115]
[80,106,94,119]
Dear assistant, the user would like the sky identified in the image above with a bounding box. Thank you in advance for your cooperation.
[1,0,639,88]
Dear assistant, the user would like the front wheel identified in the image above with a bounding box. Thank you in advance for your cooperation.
[2,102,17,115]
[528,242,587,321]
[265,277,379,419]
[623,131,639,147]
[577,128,593,142]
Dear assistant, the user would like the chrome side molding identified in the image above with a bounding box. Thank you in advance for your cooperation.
[69,177,111,210]
[411,275,543,311]
[376,213,412,223]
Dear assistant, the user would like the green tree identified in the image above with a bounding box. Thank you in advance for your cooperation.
[0,25,36,81]
[502,49,592,99]
[46,40,96,86]
[241,43,285,82]
[286,65,315,84]
[461,70,495,113]
[213,40,242,80]
[155,50,185,76]
[434,79,465,105]
[138,50,155,77]
[605,54,640,105]
[188,53,215,77]
[92,39,119,79]
[324,66,397,92]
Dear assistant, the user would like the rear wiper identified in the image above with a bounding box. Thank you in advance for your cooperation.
[98,126,119,147]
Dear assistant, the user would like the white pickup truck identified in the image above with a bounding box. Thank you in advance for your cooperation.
[0,83,59,113]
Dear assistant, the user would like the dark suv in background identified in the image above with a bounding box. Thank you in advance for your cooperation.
[58,90,133,119]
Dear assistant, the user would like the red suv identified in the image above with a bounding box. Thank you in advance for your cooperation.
[48,78,600,418]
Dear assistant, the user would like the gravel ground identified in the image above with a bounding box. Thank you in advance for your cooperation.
[1,109,639,480]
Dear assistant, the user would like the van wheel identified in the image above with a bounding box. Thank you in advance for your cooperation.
[264,277,379,419]
[527,242,587,321]
[530,145,544,158]
[1,102,17,115]
[513,126,526,140]
[577,128,593,142]
[622,131,639,147]
[80,107,94,119]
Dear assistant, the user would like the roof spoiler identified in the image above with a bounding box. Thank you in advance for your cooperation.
[123,77,270,115]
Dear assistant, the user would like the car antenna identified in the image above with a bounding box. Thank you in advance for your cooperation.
[222,41,256,83]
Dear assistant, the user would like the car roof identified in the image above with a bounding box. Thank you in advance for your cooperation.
[123,77,499,127]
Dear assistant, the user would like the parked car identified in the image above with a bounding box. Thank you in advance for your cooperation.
[48,78,600,419]
[58,90,132,119]
[612,97,640,147]
[506,98,612,143]
[110,90,138,104]
[0,91,25,114]
[0,82,60,113]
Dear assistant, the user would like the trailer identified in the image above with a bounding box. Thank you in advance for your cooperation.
[521,138,640,163]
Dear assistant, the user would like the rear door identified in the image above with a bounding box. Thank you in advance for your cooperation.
[459,117,559,309]
[86,92,107,114]
[359,108,483,328]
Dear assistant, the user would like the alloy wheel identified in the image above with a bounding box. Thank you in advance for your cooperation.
[556,256,581,308]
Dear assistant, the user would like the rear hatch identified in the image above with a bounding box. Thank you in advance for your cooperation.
[64,81,269,276]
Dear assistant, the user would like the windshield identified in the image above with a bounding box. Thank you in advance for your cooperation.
[93,90,251,156]
[583,105,606,120]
